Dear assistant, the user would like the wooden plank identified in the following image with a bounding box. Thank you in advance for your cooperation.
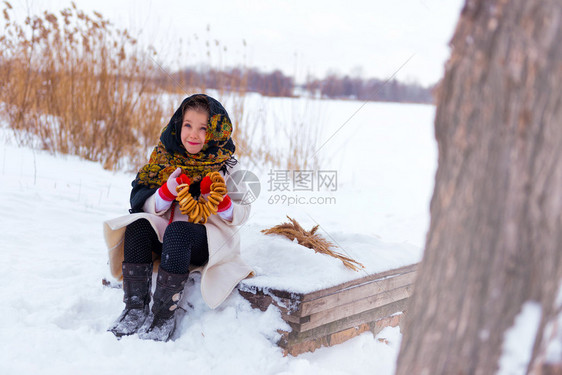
[239,263,417,304]
[299,270,416,316]
[285,311,304,324]
[238,289,300,313]
[238,290,306,324]
[280,307,405,356]
[285,313,404,357]
[238,290,273,311]
[281,313,303,324]
[283,298,408,343]
[238,285,305,302]
[238,285,304,307]
[282,323,373,356]
[299,263,417,302]
[299,284,413,332]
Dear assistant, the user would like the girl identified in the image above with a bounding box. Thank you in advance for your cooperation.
[103,94,253,341]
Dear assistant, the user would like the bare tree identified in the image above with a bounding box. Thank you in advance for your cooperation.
[396,0,562,374]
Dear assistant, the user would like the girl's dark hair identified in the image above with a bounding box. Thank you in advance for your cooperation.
[181,94,210,118]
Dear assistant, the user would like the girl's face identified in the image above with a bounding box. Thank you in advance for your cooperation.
[181,109,208,154]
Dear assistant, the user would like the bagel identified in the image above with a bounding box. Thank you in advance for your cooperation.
[188,204,200,222]
[209,192,224,204]
[207,195,220,205]
[206,201,218,215]
[200,201,211,218]
[179,193,193,204]
[177,189,191,200]
[208,171,222,182]
[193,212,203,224]
[181,196,197,212]
[176,183,189,194]
[171,171,231,221]
[211,182,227,190]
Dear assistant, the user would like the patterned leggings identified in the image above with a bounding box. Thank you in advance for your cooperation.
[123,218,209,274]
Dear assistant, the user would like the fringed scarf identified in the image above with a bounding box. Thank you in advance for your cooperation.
[130,94,237,213]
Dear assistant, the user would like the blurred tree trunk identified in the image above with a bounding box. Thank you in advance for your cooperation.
[396,0,562,374]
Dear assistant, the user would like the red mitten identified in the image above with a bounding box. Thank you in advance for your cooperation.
[158,168,191,201]
[200,176,212,195]
[217,194,233,221]
[177,174,191,186]
[217,194,232,212]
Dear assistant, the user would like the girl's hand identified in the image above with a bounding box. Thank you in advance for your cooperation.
[217,195,233,221]
[200,175,212,195]
[201,173,232,221]
[158,168,191,201]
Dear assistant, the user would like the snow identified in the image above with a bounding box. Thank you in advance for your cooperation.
[280,327,402,375]
[240,232,419,293]
[543,280,562,364]
[0,97,437,374]
[497,301,542,375]
[234,97,434,292]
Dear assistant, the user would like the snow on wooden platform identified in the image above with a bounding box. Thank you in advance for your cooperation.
[240,226,422,294]
[239,263,417,356]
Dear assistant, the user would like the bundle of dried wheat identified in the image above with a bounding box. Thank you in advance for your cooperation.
[261,216,365,272]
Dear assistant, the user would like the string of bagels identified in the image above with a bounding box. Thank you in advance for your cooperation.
[176,171,227,224]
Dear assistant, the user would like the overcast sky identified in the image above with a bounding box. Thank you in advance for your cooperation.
[14,0,465,86]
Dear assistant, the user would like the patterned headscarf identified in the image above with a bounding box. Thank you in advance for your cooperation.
[130,94,236,212]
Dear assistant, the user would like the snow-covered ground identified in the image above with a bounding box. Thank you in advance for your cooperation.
[498,302,543,375]
[0,98,437,374]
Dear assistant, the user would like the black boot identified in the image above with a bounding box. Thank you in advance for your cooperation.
[138,266,189,342]
[108,263,152,338]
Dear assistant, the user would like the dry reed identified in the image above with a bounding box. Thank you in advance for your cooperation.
[261,216,365,271]
[0,2,169,170]
[0,2,324,172]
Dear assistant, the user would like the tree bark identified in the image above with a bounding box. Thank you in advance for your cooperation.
[395,0,562,374]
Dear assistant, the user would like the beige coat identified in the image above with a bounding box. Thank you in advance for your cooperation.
[103,164,254,309]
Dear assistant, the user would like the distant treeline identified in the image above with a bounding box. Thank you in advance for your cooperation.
[168,67,435,104]
[305,74,434,103]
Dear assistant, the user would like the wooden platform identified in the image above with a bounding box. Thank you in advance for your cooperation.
[238,263,417,356]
